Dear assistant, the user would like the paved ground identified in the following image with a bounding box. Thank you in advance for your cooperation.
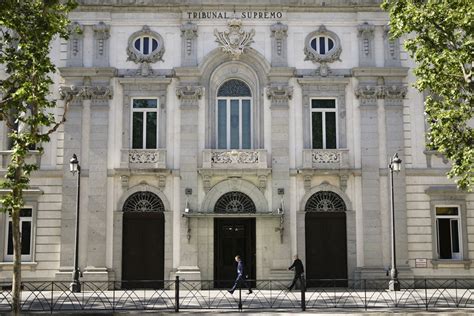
[1,287,474,314]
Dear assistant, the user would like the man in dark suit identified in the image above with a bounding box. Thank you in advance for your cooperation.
[228,255,253,294]
[287,254,305,291]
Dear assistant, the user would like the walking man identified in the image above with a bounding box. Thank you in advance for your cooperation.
[228,255,253,294]
[287,254,305,291]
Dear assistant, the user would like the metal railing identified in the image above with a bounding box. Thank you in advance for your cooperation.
[1,278,474,312]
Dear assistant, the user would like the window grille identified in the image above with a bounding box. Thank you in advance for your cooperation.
[123,191,165,212]
[305,191,346,212]
[214,191,256,213]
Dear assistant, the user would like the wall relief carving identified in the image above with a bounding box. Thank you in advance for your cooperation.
[214,18,255,60]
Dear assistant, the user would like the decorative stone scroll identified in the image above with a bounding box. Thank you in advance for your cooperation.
[67,22,84,67]
[383,25,401,67]
[266,85,293,104]
[211,150,259,165]
[59,85,113,101]
[214,18,255,60]
[355,84,407,105]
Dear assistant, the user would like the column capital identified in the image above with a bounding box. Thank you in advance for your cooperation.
[266,85,293,104]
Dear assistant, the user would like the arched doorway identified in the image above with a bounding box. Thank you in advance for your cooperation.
[214,192,256,288]
[305,191,347,287]
[122,191,165,289]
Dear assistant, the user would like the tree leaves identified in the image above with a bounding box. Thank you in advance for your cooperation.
[383,0,474,190]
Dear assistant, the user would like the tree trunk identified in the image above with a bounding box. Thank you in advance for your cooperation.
[11,205,22,315]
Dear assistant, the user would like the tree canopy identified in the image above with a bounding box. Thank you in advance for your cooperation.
[0,0,77,314]
[383,0,473,190]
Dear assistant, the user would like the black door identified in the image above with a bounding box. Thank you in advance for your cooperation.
[305,212,347,287]
[214,218,256,288]
[122,211,164,289]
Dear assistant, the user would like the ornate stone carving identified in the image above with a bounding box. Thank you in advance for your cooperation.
[355,84,383,105]
[120,175,129,188]
[59,85,113,101]
[93,22,110,57]
[129,149,163,164]
[270,22,288,56]
[127,25,165,64]
[304,175,312,191]
[214,18,255,60]
[339,174,348,192]
[383,85,407,99]
[157,174,166,191]
[176,85,203,105]
[358,22,375,58]
[312,151,341,164]
[68,22,84,57]
[181,22,198,56]
[304,25,342,64]
[211,150,259,165]
[258,175,267,192]
[266,85,293,103]
[202,174,212,192]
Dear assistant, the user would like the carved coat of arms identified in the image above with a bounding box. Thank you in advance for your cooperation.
[214,18,255,60]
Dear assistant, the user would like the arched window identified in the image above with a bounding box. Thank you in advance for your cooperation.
[305,191,346,212]
[216,80,252,149]
[214,191,256,213]
[123,191,165,212]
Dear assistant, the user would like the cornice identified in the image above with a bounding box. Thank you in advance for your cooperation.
[297,76,350,85]
[59,67,117,78]
[117,77,172,85]
[352,67,409,78]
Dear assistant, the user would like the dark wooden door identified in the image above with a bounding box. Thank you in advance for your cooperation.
[122,211,164,289]
[305,212,347,287]
[214,218,256,288]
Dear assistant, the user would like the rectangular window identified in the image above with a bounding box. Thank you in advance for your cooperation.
[131,99,158,149]
[216,97,252,149]
[436,206,462,260]
[5,208,33,261]
[311,99,337,149]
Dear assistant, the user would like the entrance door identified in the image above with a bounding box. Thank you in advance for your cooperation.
[122,211,164,289]
[305,212,347,287]
[214,218,256,288]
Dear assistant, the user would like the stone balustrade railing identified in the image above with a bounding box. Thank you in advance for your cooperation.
[121,149,167,169]
[202,149,268,169]
[302,149,349,170]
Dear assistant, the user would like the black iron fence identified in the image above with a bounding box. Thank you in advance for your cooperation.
[1,278,474,313]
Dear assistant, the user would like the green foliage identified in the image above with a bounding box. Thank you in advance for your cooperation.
[0,0,77,211]
[383,0,474,190]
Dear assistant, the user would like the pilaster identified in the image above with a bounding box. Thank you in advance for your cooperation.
[270,22,288,67]
[92,22,110,67]
[67,22,84,67]
[357,22,375,67]
[180,22,198,67]
[176,83,202,280]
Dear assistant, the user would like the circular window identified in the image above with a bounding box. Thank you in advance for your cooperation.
[310,36,335,55]
[126,25,165,64]
[133,36,159,56]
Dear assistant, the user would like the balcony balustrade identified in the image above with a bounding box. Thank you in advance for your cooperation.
[202,149,268,169]
[121,149,167,169]
[302,149,349,170]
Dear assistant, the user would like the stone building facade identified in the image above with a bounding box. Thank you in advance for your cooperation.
[0,0,473,285]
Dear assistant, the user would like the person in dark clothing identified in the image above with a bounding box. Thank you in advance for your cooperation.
[228,255,253,294]
[287,254,305,291]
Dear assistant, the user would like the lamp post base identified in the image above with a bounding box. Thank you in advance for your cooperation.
[70,280,81,293]
[388,279,400,291]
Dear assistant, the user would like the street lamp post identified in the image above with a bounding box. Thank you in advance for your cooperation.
[69,154,81,293]
[388,153,402,291]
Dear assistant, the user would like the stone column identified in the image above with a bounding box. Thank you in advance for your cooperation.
[383,84,410,272]
[355,82,384,272]
[270,22,288,67]
[83,86,113,280]
[175,84,202,281]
